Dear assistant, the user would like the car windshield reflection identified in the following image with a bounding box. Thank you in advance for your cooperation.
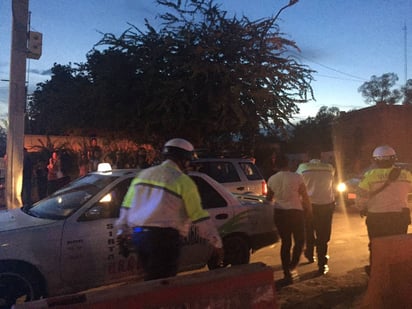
[28,174,117,220]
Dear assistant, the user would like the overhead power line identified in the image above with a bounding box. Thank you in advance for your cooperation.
[290,52,368,82]
[315,73,365,83]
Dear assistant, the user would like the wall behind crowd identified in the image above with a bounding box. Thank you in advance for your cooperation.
[333,104,412,176]
[23,134,158,176]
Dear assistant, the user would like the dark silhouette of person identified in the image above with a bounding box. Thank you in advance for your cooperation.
[261,151,280,181]
[36,159,48,200]
[78,152,88,177]
[47,151,62,195]
[87,137,102,172]
[136,147,151,169]
[21,148,33,208]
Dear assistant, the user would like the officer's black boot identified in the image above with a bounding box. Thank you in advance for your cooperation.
[317,243,329,275]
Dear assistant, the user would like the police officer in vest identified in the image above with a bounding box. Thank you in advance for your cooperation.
[357,145,412,275]
[115,138,223,281]
[296,150,336,275]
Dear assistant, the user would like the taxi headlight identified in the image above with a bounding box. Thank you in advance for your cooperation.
[100,193,112,203]
[337,182,347,193]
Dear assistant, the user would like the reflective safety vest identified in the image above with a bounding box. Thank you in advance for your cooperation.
[296,159,335,204]
[117,159,210,237]
[358,167,412,213]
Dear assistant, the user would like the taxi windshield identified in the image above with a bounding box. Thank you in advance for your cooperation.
[27,173,117,220]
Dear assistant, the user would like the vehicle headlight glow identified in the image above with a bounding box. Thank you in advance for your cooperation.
[100,193,112,203]
[337,182,347,193]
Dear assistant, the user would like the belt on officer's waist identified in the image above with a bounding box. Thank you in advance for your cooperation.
[133,226,173,233]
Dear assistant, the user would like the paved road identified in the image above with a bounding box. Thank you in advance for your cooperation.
[30,204,407,308]
[253,206,412,308]
[250,205,371,281]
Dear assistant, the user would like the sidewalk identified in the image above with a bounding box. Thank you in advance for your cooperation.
[275,267,369,308]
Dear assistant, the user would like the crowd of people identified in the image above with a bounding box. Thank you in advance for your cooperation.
[20,137,154,207]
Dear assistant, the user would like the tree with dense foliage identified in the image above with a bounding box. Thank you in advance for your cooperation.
[0,118,7,156]
[27,0,314,151]
[27,64,92,135]
[401,79,412,104]
[286,106,340,154]
[358,73,402,105]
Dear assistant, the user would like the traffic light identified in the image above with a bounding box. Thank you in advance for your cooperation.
[27,31,42,60]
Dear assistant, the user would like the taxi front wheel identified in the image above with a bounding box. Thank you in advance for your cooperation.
[207,235,250,269]
[0,262,45,308]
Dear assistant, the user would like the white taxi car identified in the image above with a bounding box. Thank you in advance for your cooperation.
[0,166,278,307]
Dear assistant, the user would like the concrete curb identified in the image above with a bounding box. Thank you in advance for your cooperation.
[14,262,277,309]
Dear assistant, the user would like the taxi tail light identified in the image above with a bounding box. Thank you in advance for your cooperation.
[262,180,267,196]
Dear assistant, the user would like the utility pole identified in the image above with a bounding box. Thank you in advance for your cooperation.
[404,23,408,84]
[6,0,29,209]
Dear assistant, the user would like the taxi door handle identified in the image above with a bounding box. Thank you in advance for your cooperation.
[215,213,229,220]
[236,186,245,191]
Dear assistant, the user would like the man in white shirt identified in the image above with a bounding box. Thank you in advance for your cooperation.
[267,154,312,284]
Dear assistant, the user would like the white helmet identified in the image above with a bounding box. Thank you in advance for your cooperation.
[163,138,194,160]
[372,145,397,161]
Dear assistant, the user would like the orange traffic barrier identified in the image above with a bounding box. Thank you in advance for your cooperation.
[15,262,277,308]
[360,233,412,308]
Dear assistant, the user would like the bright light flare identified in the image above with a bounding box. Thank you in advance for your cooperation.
[336,182,347,193]
[100,193,112,203]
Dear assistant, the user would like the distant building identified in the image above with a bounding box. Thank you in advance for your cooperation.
[332,104,412,176]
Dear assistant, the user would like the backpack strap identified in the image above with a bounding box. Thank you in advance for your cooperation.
[369,167,402,198]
